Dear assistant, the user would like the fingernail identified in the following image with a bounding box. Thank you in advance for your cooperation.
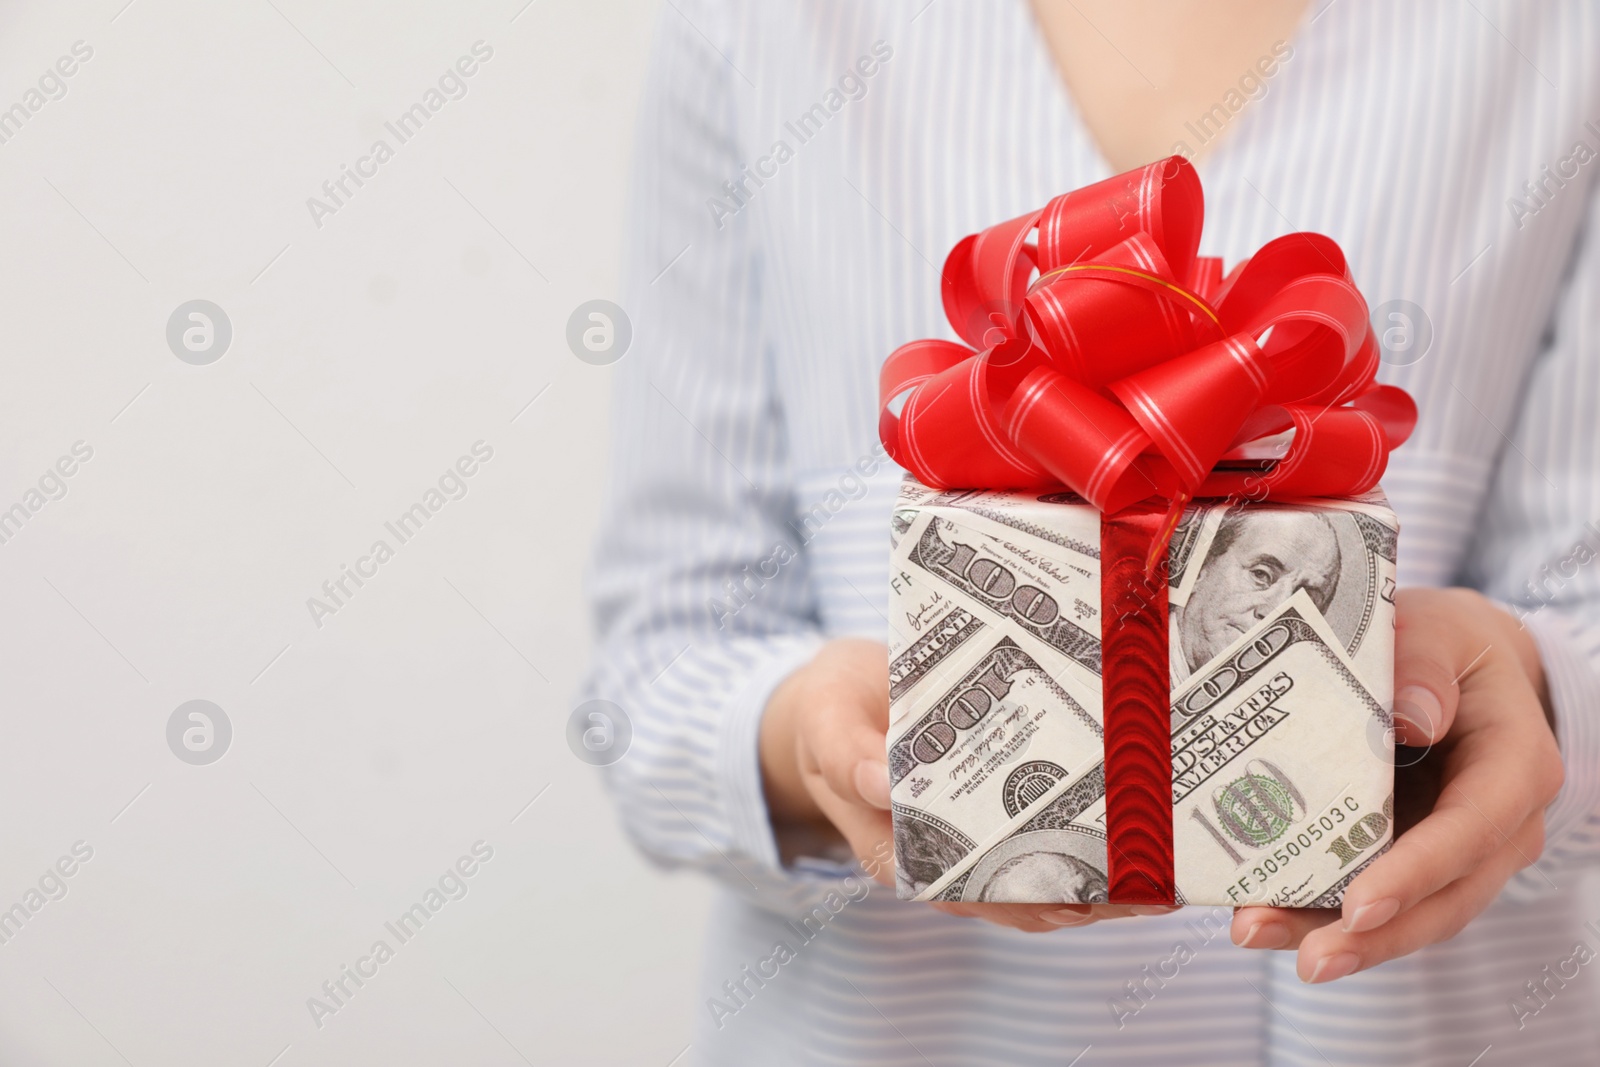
[1343,896,1400,934]
[854,759,892,810]
[1130,905,1179,915]
[1306,951,1360,984]
[1043,908,1092,926]
[1393,685,1442,744]
[1236,921,1290,949]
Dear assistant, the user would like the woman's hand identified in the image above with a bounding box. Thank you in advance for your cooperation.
[1230,588,1564,981]
[759,638,1174,932]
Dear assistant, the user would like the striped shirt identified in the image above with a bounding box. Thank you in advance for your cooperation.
[585,2,1600,1063]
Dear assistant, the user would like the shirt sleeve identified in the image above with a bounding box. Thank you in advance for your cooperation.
[1463,181,1600,902]
[580,0,829,906]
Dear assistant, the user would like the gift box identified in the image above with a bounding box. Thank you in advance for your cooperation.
[886,479,1399,907]
[877,157,1415,907]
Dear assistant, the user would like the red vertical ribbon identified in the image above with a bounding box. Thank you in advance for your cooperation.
[1100,505,1176,904]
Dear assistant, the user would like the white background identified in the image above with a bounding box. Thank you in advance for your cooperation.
[0,1,710,1064]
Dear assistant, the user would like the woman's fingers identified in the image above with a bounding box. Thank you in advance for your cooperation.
[929,900,1177,933]
[1230,905,1329,950]
[806,771,896,885]
[1233,701,1550,948]
[762,641,886,827]
[1225,591,1558,962]
[1326,589,1561,938]
[1231,912,1299,949]
[793,656,896,880]
[804,707,891,813]
[932,902,1066,932]
[1295,816,1542,981]
[800,641,892,812]
[1390,588,1473,746]
[1236,811,1546,971]
[1334,755,1542,934]
[1338,673,1556,935]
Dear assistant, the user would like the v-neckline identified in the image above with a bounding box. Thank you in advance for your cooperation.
[1013,0,1322,184]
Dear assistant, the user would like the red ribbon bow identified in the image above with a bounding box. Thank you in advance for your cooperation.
[878,156,1416,516]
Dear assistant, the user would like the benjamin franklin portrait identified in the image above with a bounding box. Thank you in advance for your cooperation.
[1173,508,1344,679]
[976,850,1110,904]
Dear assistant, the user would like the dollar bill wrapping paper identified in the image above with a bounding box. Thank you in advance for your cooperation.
[887,476,1398,908]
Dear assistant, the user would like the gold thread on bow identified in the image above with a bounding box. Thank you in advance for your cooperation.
[1031,264,1221,326]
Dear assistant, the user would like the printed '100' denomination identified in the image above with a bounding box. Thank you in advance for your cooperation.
[903,513,1103,681]
[887,634,1104,900]
[1170,589,1394,907]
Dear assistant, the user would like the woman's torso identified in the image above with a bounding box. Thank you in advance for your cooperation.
[693,2,1600,1063]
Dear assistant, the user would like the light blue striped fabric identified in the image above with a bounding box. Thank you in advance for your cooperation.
[585,2,1600,1063]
